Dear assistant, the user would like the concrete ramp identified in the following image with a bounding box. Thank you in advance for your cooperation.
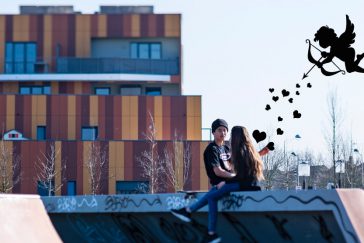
[42,189,364,242]
[0,194,62,243]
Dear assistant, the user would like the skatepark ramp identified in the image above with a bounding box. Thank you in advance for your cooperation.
[0,194,61,243]
[41,189,364,242]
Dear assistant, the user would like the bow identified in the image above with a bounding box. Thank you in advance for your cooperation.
[302,39,345,79]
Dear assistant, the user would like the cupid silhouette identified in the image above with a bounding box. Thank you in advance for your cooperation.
[303,15,364,79]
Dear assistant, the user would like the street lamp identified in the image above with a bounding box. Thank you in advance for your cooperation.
[283,134,301,190]
[335,160,345,188]
[298,161,310,190]
[354,148,363,188]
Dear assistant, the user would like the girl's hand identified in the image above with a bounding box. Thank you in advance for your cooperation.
[217,181,225,189]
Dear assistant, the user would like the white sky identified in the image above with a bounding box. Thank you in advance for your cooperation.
[2,0,364,159]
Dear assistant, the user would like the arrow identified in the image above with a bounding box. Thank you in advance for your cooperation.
[302,57,323,79]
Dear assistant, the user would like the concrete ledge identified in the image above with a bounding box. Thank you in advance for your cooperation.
[41,189,364,242]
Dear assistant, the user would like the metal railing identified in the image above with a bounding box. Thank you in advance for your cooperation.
[56,57,179,75]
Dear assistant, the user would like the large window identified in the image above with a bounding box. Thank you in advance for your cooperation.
[95,87,110,95]
[19,86,51,95]
[146,87,161,96]
[131,43,161,59]
[82,127,98,140]
[5,42,37,73]
[116,181,149,194]
[37,181,54,196]
[37,126,46,140]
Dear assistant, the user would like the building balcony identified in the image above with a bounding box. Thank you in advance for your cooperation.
[56,57,179,75]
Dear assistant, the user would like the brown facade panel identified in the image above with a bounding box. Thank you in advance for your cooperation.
[76,141,83,194]
[0,16,6,73]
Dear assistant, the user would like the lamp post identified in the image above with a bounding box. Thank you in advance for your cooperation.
[298,161,310,190]
[335,160,344,188]
[283,134,301,190]
[354,148,363,188]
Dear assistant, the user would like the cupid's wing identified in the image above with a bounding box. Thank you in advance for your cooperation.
[338,15,356,48]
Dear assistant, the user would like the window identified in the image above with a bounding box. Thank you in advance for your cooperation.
[37,126,46,140]
[130,43,161,59]
[19,86,51,95]
[95,87,110,95]
[146,87,161,96]
[67,181,76,196]
[19,87,31,94]
[82,127,98,140]
[5,42,37,73]
[37,181,54,196]
[116,181,149,194]
[120,86,142,95]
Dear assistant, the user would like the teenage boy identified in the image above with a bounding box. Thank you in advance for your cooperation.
[171,118,234,243]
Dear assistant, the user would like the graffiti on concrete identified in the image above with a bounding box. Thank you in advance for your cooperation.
[223,213,257,243]
[221,194,245,210]
[104,195,162,211]
[56,197,98,212]
[313,215,334,242]
[244,194,357,242]
[165,195,195,210]
[266,214,292,241]
[112,213,159,242]
[65,214,125,242]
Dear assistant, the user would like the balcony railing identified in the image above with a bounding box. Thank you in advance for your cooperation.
[56,57,179,75]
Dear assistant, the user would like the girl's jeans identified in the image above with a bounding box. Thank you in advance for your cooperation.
[189,183,240,232]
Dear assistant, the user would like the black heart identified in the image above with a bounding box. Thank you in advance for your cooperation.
[288,98,293,103]
[296,84,300,88]
[269,88,274,93]
[282,89,290,97]
[252,130,267,143]
[293,110,302,119]
[307,83,312,88]
[278,116,283,122]
[276,128,284,135]
[265,104,271,111]
[267,142,275,151]
[296,91,300,95]
[272,96,279,102]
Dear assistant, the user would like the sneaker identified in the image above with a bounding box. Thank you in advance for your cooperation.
[203,233,221,243]
[171,207,191,223]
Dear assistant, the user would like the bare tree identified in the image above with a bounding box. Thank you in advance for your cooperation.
[0,139,21,193]
[324,88,344,186]
[164,131,191,192]
[262,148,285,190]
[137,112,165,193]
[36,143,66,196]
[85,141,107,195]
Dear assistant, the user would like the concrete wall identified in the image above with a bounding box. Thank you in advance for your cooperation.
[41,189,364,242]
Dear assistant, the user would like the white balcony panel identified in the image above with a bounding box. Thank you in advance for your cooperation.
[0,73,171,82]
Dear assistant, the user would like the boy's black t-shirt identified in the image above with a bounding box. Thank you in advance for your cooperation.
[203,142,231,186]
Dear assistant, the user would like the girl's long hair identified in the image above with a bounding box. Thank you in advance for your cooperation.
[230,126,264,181]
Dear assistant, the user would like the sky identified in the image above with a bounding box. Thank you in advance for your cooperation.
[2,0,364,160]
